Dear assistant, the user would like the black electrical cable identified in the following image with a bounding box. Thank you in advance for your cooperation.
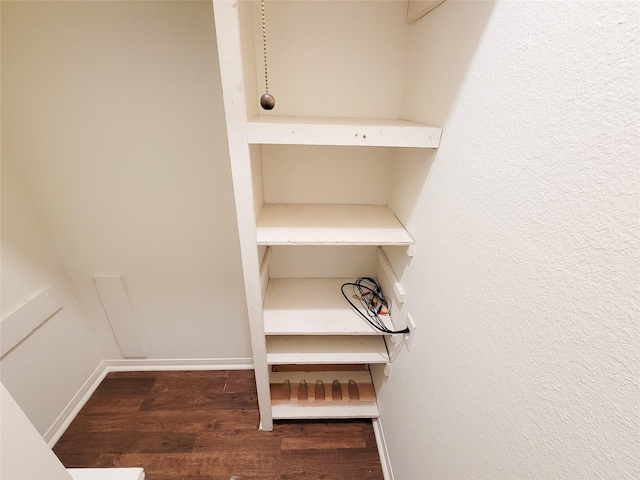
[341,277,409,334]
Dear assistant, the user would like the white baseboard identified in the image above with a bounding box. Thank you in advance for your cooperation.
[45,361,108,447]
[103,357,253,371]
[372,417,395,480]
[45,357,254,446]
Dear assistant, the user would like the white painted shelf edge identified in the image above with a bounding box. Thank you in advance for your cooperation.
[263,277,394,336]
[271,402,380,419]
[247,115,442,148]
[266,336,389,365]
[256,204,413,246]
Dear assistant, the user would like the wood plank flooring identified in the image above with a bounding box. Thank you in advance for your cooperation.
[53,370,384,480]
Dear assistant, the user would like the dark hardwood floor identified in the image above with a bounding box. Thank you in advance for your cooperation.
[53,370,384,480]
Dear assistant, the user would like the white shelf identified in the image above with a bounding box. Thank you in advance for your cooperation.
[247,115,442,148]
[271,402,379,420]
[266,336,389,365]
[264,278,393,336]
[214,0,440,430]
[256,204,413,246]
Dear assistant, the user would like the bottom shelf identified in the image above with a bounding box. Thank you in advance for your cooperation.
[272,403,379,420]
[269,365,379,419]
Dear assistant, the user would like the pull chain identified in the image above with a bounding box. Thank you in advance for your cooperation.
[260,0,275,110]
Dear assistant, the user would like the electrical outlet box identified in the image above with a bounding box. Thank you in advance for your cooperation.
[404,313,416,351]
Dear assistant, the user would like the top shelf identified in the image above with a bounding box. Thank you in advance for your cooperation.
[247,116,442,148]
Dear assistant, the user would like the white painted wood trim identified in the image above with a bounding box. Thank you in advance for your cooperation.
[213,0,273,431]
[272,402,379,420]
[103,358,254,371]
[257,204,414,246]
[372,417,395,480]
[259,246,271,302]
[406,0,446,24]
[266,336,389,364]
[94,276,146,358]
[45,361,108,446]
[67,468,145,480]
[376,248,406,303]
[1,285,62,358]
[247,116,442,148]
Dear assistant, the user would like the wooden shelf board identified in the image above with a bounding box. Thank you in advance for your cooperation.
[266,336,389,365]
[256,204,413,246]
[270,369,373,385]
[264,278,394,335]
[247,115,441,148]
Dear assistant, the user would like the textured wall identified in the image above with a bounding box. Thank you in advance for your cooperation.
[2,1,251,360]
[382,1,639,478]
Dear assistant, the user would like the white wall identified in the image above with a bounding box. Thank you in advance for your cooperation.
[1,1,252,361]
[252,0,409,118]
[382,1,640,478]
[1,159,104,437]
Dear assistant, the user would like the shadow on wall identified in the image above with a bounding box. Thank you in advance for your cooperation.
[388,1,496,279]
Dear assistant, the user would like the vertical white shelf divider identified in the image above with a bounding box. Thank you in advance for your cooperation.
[212,0,274,431]
[259,247,271,302]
